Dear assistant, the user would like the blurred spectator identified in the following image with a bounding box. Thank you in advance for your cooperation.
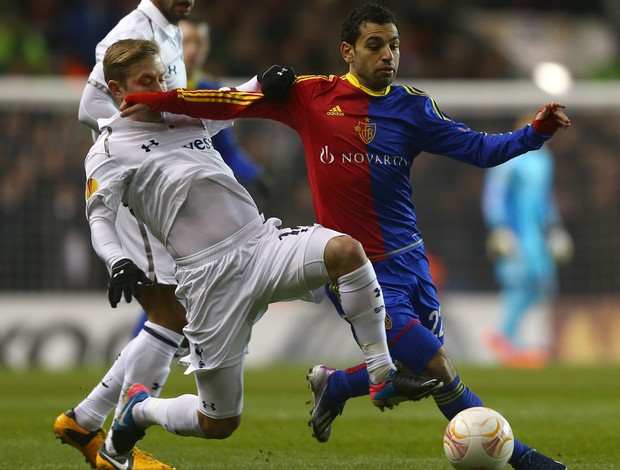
[3,0,616,80]
[0,5,51,74]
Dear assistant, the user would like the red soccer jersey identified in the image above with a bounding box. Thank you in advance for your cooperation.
[139,73,546,259]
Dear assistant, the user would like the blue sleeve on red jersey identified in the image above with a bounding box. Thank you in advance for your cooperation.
[415,94,550,168]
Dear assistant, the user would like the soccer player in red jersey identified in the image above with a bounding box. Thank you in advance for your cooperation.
[122,4,570,469]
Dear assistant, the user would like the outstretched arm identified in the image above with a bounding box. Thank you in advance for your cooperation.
[120,65,296,118]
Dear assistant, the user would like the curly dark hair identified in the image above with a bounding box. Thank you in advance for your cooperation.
[340,3,398,45]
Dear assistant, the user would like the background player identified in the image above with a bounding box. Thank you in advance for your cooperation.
[482,115,573,368]
[120,4,571,468]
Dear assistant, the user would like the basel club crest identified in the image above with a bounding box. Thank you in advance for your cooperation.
[354,119,376,144]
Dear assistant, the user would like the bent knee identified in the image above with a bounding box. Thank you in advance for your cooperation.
[324,235,367,279]
[198,413,241,440]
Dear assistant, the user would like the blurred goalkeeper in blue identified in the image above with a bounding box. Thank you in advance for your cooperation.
[482,116,573,368]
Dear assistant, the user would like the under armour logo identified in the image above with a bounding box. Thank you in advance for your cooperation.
[141,139,159,152]
[151,382,162,391]
[168,65,177,75]
[202,401,216,411]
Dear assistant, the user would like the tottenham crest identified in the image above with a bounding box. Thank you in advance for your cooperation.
[354,118,376,144]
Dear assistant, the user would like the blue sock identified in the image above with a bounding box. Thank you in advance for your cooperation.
[131,311,148,338]
[328,364,369,404]
[434,375,531,463]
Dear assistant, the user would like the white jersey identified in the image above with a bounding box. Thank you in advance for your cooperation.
[84,113,342,379]
[85,113,256,268]
[79,0,186,131]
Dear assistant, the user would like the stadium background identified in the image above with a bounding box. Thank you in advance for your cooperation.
[0,0,618,368]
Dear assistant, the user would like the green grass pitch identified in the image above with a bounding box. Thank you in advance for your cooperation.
[1,364,618,469]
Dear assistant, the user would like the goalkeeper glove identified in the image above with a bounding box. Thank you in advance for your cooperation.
[258,65,295,101]
[108,258,152,308]
[486,227,518,260]
[547,226,574,265]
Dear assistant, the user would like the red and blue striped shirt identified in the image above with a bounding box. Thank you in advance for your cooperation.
[145,73,549,260]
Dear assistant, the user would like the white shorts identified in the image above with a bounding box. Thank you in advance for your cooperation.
[194,360,245,419]
[115,206,177,284]
[175,216,343,417]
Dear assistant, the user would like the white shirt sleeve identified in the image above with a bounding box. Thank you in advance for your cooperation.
[78,77,119,132]
[88,196,127,270]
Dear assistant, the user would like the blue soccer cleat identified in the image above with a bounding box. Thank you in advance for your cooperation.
[512,449,567,470]
[109,384,150,456]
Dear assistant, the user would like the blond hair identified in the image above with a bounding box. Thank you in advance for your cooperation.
[103,39,161,85]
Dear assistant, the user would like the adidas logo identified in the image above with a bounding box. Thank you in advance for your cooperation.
[327,105,345,116]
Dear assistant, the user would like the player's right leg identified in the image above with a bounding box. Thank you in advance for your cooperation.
[54,408,107,468]
[54,312,185,468]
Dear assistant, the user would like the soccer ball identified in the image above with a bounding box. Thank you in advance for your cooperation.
[443,407,514,469]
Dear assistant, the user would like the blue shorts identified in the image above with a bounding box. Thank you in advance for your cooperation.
[326,244,444,373]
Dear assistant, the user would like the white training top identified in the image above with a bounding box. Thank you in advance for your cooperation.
[85,113,259,270]
[78,0,186,131]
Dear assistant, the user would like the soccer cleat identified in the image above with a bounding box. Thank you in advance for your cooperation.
[111,384,150,455]
[512,449,567,470]
[54,408,106,468]
[370,368,443,411]
[97,443,175,470]
[307,365,345,443]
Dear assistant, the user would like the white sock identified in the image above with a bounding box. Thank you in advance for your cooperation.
[338,260,394,384]
[73,343,131,431]
[133,394,204,438]
[115,321,184,419]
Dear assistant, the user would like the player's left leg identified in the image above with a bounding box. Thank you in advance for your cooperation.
[299,229,441,403]
[54,316,181,469]
[98,361,245,469]
[321,234,395,386]
[307,244,443,441]
[416,339,566,469]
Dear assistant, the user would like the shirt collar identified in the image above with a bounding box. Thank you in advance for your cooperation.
[344,72,391,96]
